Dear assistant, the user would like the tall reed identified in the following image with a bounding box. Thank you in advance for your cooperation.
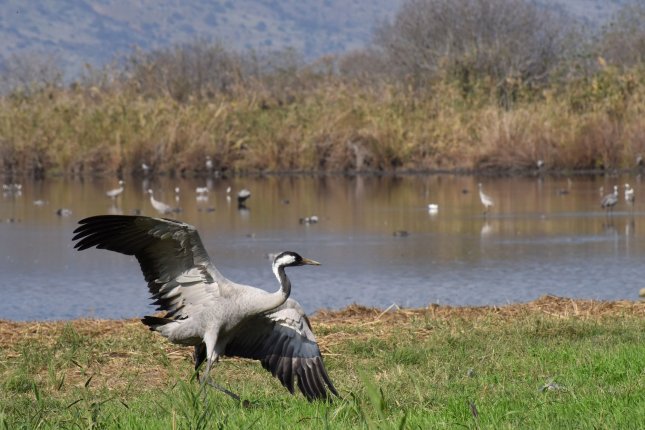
[1,65,644,177]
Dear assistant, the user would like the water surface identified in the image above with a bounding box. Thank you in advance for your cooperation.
[1,174,644,321]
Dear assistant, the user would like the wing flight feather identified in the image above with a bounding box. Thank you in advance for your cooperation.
[72,215,225,320]
[224,299,338,401]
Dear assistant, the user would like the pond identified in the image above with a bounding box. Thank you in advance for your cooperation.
[1,174,644,321]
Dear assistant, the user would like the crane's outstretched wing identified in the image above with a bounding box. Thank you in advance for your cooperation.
[72,215,225,320]
[223,299,338,401]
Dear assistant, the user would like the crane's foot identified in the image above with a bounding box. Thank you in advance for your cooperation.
[201,376,241,402]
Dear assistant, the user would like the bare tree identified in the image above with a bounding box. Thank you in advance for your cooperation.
[0,51,63,95]
[373,0,567,93]
[337,48,389,85]
[125,38,243,101]
[597,4,645,68]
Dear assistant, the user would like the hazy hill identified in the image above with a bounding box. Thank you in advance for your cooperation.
[0,0,635,79]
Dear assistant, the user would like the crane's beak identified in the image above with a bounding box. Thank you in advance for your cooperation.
[302,257,321,266]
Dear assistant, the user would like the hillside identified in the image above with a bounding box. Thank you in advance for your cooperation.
[0,0,635,80]
[0,0,401,78]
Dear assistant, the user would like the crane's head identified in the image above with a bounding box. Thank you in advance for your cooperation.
[273,251,320,268]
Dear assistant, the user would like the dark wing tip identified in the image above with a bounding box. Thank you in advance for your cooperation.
[72,215,153,253]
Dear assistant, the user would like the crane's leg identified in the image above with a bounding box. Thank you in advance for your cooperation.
[199,333,240,402]
[193,343,206,380]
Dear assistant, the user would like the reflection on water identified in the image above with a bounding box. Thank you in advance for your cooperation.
[2,174,645,321]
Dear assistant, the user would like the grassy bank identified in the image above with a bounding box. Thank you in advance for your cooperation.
[1,66,645,178]
[1,296,643,429]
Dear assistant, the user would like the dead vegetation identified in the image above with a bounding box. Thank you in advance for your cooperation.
[2,295,642,349]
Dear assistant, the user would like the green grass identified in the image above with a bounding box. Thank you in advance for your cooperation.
[1,298,644,429]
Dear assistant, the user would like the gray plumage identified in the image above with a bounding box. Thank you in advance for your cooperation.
[147,189,174,214]
[601,185,619,211]
[106,180,125,199]
[72,215,337,401]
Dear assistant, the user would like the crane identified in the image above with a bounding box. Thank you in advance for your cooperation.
[237,188,251,206]
[601,185,619,213]
[624,183,635,206]
[147,189,174,214]
[72,215,337,401]
[106,180,125,199]
[478,183,494,214]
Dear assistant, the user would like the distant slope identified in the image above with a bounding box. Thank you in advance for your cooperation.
[0,0,635,79]
[0,0,401,78]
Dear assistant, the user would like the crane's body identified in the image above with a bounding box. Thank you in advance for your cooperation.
[478,183,494,213]
[624,183,635,205]
[72,215,337,401]
[106,180,124,199]
[147,189,174,214]
[237,188,251,205]
[601,185,619,212]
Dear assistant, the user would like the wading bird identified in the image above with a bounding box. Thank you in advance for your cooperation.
[106,180,125,199]
[237,188,251,205]
[72,215,337,401]
[624,183,635,206]
[147,189,174,215]
[205,156,214,175]
[601,185,619,213]
[478,183,494,214]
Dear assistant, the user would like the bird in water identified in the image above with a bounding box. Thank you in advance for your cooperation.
[147,189,175,215]
[205,156,214,175]
[624,183,635,206]
[237,188,251,204]
[478,183,494,214]
[601,185,619,213]
[106,180,125,200]
[237,188,251,209]
[72,215,337,402]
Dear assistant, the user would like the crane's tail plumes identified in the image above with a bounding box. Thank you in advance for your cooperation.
[141,315,173,330]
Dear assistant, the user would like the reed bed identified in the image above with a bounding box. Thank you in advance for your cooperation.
[1,66,645,178]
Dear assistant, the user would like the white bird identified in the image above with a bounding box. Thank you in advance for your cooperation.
[428,204,439,214]
[174,187,181,203]
[3,183,22,191]
[624,183,635,205]
[601,185,619,213]
[478,183,494,213]
[147,189,174,214]
[237,188,251,202]
[195,187,209,203]
[299,215,319,225]
[237,188,251,207]
[2,183,22,197]
[56,208,72,217]
[72,215,337,401]
[106,180,125,199]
